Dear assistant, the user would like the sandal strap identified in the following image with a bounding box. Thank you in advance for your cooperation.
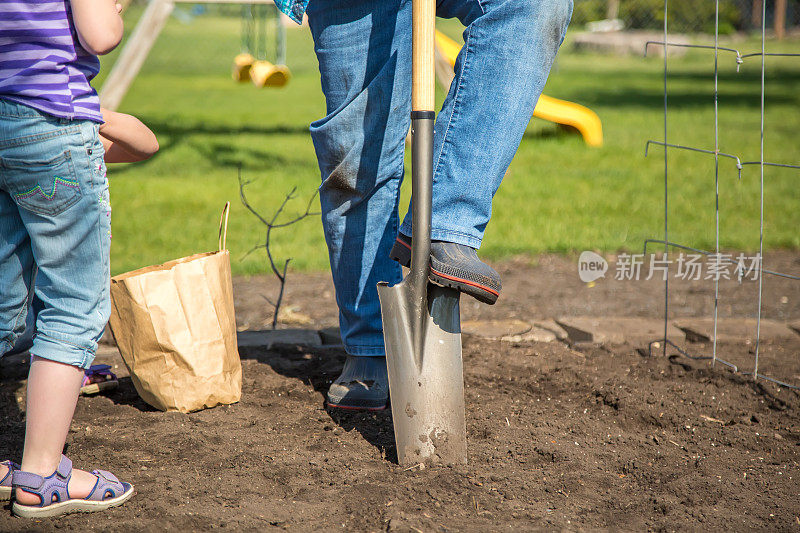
[83,364,116,387]
[11,470,44,491]
[0,460,19,486]
[11,455,72,507]
[55,455,72,479]
[87,470,125,501]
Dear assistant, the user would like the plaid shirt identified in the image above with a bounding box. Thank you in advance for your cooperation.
[275,0,308,24]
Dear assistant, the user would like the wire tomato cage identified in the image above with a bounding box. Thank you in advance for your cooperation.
[643,0,800,391]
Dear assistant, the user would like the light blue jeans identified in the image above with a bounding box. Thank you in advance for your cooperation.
[308,0,571,356]
[0,98,110,369]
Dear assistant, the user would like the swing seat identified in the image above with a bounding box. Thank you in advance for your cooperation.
[232,53,255,82]
[250,60,290,88]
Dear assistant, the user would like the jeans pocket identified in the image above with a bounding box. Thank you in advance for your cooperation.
[2,150,82,216]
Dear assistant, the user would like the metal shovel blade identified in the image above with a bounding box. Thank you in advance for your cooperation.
[378,4,466,465]
[378,280,467,465]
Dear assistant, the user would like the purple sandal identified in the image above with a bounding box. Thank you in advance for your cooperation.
[80,364,119,396]
[0,460,19,501]
[11,455,134,518]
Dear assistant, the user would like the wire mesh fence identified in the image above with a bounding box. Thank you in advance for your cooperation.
[644,0,800,390]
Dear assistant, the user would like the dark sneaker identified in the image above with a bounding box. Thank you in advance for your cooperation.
[389,233,501,305]
[326,355,388,411]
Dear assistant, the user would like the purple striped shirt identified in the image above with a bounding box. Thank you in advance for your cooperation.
[0,0,103,122]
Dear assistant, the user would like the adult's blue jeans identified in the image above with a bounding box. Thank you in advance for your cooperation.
[0,99,110,369]
[308,0,572,356]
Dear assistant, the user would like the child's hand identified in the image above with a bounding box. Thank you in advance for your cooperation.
[69,0,124,55]
[99,108,159,163]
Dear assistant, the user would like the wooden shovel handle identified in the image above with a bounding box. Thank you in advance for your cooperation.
[412,0,435,112]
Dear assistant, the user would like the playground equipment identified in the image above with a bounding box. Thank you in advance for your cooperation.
[434,30,603,147]
[100,0,290,112]
[232,6,256,82]
[250,59,290,88]
[244,4,290,87]
[232,52,256,82]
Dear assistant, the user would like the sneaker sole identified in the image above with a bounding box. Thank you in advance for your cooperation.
[325,401,387,412]
[428,268,499,305]
[0,486,10,501]
[390,237,499,305]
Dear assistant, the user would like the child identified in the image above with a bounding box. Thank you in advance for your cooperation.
[0,0,156,518]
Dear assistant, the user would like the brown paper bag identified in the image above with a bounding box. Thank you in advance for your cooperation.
[108,203,242,413]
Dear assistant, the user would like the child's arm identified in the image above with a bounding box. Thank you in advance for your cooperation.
[69,0,124,55]
[99,108,159,163]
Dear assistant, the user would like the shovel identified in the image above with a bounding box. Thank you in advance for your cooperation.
[377,0,467,466]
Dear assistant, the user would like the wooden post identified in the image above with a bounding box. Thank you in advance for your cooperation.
[99,0,175,110]
[775,0,787,40]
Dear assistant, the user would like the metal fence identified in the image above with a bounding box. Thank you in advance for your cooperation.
[573,0,800,35]
[644,0,800,390]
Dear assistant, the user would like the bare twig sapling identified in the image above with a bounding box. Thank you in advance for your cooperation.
[238,166,320,329]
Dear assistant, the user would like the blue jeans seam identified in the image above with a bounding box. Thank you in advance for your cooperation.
[431,23,473,185]
[7,264,35,349]
[85,129,108,324]
[31,333,96,369]
[345,344,384,349]
[398,224,482,246]
[0,125,82,150]
[432,228,482,240]
[29,348,93,369]
[344,343,385,356]
[8,295,30,347]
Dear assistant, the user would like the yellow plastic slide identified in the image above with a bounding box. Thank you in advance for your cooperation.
[434,30,603,147]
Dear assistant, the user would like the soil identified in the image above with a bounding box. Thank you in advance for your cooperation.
[1,252,799,531]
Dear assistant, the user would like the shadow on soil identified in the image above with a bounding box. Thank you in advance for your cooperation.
[240,343,398,463]
[110,377,161,412]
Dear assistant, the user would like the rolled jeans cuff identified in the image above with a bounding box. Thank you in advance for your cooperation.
[398,224,483,250]
[30,332,96,369]
[344,344,386,357]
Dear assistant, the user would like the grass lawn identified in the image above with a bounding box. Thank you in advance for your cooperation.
[100,10,800,276]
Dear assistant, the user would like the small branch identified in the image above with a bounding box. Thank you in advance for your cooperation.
[238,164,320,329]
[240,243,266,262]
